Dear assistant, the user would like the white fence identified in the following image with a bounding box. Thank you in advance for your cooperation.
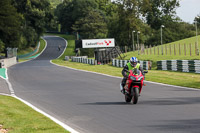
[71,57,96,65]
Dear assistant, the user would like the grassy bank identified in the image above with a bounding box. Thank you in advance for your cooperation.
[51,34,200,89]
[18,38,46,62]
[52,59,200,89]
[0,95,69,133]
[121,35,200,69]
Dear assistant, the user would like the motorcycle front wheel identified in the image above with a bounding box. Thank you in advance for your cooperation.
[125,94,132,103]
[132,87,139,104]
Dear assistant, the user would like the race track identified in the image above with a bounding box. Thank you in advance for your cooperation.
[8,36,200,133]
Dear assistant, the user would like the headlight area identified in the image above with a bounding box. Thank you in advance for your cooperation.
[138,76,143,81]
[130,76,136,80]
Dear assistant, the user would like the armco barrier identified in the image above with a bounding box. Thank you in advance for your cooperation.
[112,59,151,70]
[157,60,200,73]
[71,57,96,65]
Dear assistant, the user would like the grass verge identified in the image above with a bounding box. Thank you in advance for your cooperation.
[0,95,69,133]
[120,35,200,69]
[18,38,46,62]
[52,59,200,89]
[51,34,200,89]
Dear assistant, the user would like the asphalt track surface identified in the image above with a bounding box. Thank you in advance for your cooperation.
[8,36,200,133]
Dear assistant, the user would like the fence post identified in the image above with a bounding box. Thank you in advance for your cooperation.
[154,45,155,55]
[184,43,186,56]
[147,46,148,55]
[179,43,181,55]
[150,45,152,55]
[190,43,192,56]
[158,47,159,55]
[174,44,176,55]
[195,42,197,55]
[165,45,167,55]
[170,44,171,55]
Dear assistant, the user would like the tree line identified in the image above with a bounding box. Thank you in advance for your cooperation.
[55,0,200,48]
[1,0,200,54]
[0,0,53,53]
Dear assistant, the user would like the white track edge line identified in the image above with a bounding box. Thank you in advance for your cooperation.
[50,61,200,91]
[0,92,79,133]
[13,95,79,133]
[2,39,80,133]
[54,36,68,59]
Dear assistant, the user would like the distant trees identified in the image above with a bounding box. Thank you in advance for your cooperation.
[0,0,22,51]
[56,0,196,47]
[0,0,198,53]
[0,0,53,52]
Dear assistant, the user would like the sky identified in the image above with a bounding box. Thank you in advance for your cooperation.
[176,0,200,23]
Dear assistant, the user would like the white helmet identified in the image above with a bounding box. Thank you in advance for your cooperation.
[129,57,138,67]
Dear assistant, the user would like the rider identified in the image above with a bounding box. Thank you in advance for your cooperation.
[121,57,144,94]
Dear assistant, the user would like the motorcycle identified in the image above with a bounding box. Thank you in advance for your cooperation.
[120,68,148,104]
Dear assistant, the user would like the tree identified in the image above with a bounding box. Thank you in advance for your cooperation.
[12,0,53,49]
[144,0,180,30]
[56,0,98,33]
[72,10,108,39]
[0,0,22,48]
[0,40,5,53]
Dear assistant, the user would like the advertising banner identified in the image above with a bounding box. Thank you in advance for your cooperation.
[82,39,115,48]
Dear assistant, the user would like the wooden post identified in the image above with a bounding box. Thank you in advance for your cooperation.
[179,43,181,55]
[195,42,197,55]
[150,45,152,55]
[165,45,167,55]
[158,47,159,55]
[190,43,192,56]
[170,44,171,55]
[154,45,155,55]
[174,44,176,55]
[141,44,145,54]
[147,46,148,55]
[184,43,186,56]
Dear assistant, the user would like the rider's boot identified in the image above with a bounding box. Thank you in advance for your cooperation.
[120,83,125,94]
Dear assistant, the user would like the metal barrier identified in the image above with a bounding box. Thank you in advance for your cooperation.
[112,59,151,70]
[157,60,200,73]
[71,57,96,65]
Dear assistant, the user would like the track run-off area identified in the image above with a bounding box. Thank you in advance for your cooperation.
[7,36,200,133]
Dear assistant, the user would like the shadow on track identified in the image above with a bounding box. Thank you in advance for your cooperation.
[144,119,200,133]
[140,97,200,106]
[80,102,128,105]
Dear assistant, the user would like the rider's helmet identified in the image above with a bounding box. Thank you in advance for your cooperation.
[129,57,138,67]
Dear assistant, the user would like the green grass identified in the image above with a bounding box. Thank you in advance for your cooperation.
[38,38,46,53]
[17,47,36,56]
[121,35,200,69]
[0,95,69,133]
[52,59,200,89]
[51,34,200,89]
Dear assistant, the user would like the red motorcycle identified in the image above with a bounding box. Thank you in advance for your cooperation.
[121,68,148,104]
